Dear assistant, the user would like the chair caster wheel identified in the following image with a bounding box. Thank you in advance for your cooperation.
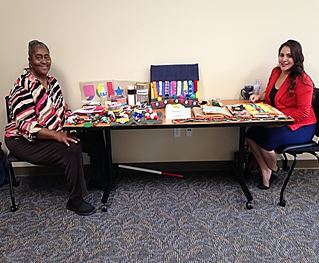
[246,201,253,210]
[10,205,18,212]
[101,205,108,212]
[13,181,20,187]
[279,199,286,207]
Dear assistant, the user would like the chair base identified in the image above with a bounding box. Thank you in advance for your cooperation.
[10,204,18,212]
[246,201,253,209]
[101,205,108,212]
[279,199,286,207]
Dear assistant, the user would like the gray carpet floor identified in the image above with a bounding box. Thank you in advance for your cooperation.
[0,168,319,263]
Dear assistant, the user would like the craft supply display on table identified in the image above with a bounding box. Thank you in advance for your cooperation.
[65,99,292,128]
[73,63,289,128]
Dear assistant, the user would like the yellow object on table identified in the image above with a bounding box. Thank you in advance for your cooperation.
[243,102,285,117]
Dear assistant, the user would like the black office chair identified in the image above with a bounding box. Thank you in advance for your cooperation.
[275,87,319,207]
[5,95,23,212]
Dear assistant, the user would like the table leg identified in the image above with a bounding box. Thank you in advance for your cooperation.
[101,129,115,212]
[237,126,253,209]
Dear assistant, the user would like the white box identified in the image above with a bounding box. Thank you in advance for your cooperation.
[165,104,191,119]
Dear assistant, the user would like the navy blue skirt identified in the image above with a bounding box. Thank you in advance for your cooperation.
[246,124,316,151]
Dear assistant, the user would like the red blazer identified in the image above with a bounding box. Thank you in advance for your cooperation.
[264,67,316,131]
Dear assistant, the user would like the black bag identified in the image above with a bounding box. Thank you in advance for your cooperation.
[234,148,259,177]
[0,142,9,186]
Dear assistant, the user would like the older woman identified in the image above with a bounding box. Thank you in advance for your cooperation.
[247,40,316,189]
[5,40,103,216]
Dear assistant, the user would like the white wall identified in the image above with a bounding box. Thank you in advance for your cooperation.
[1,0,319,163]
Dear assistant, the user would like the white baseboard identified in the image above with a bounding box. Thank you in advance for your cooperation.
[10,160,319,177]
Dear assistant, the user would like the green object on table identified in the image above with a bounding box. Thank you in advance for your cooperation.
[211,99,222,107]
[83,122,93,128]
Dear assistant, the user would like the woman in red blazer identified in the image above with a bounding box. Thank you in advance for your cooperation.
[246,40,316,189]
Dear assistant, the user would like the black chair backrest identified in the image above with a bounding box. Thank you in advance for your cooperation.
[5,96,11,123]
[312,87,319,136]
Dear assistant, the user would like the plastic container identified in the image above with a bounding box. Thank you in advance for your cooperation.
[127,85,136,106]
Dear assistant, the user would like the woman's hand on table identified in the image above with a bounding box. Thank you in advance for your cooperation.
[249,94,262,103]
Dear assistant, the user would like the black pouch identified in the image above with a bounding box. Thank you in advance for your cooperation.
[0,142,9,186]
[77,130,108,189]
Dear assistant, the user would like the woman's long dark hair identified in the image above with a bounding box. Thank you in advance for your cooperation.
[278,40,304,91]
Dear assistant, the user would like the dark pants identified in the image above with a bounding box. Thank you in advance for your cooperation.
[5,130,108,199]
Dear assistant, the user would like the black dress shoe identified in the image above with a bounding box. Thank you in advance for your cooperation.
[257,173,277,190]
[66,197,96,216]
[257,183,270,190]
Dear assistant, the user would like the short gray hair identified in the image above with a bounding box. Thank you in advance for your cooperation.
[28,40,49,58]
